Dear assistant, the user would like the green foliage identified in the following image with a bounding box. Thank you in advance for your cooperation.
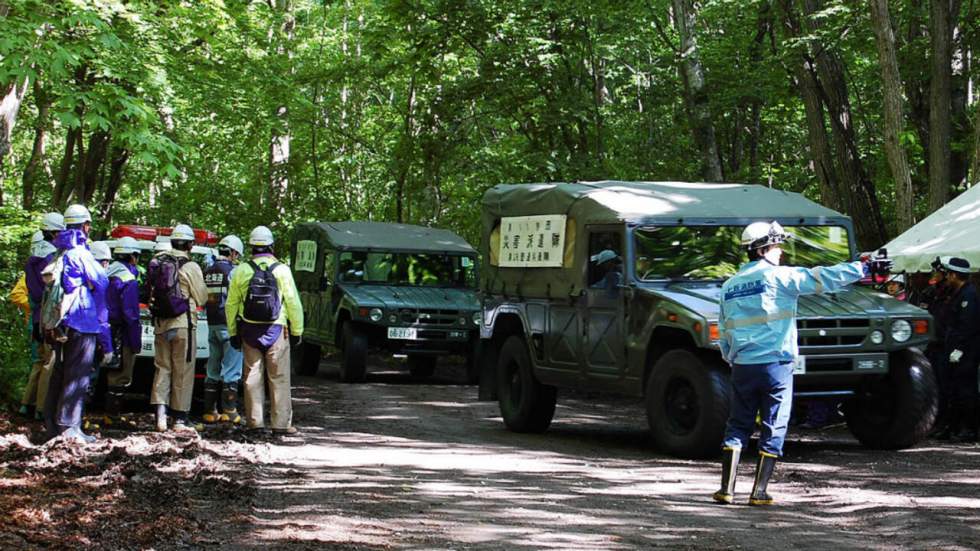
[0,207,39,405]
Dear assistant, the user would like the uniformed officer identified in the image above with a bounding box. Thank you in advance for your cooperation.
[713,221,870,506]
[923,257,955,438]
[939,257,979,442]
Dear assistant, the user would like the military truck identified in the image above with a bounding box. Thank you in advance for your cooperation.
[290,221,482,382]
[478,181,938,458]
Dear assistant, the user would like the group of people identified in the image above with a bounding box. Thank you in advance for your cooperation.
[12,205,304,443]
[910,256,979,442]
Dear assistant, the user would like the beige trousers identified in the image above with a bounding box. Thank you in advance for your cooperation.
[151,328,196,412]
[107,346,138,388]
[242,331,292,429]
[21,342,54,408]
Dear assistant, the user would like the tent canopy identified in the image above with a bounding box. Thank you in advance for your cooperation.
[884,185,980,273]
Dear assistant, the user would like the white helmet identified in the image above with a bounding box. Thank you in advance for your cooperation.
[113,236,141,255]
[41,212,66,231]
[218,234,244,256]
[64,204,92,226]
[90,241,112,261]
[154,238,173,252]
[171,223,195,242]
[741,221,790,250]
[249,225,274,246]
[31,231,56,258]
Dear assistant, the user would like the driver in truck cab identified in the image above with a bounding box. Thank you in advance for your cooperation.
[712,221,873,507]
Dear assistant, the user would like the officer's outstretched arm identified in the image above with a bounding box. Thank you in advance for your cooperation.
[775,261,865,297]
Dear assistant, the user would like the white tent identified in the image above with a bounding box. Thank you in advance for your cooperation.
[884,184,980,273]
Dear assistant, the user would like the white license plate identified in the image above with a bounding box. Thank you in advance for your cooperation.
[388,327,418,340]
[792,356,806,375]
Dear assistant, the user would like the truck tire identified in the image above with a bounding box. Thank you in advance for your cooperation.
[844,348,938,449]
[646,349,730,459]
[339,322,368,383]
[408,355,436,379]
[497,335,556,433]
[294,341,322,376]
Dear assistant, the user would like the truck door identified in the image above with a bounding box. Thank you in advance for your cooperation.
[581,226,628,384]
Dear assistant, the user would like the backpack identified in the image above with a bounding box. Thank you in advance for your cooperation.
[39,252,78,341]
[147,254,190,319]
[244,260,282,323]
[204,259,233,324]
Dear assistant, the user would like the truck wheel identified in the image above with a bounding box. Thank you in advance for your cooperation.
[645,349,730,459]
[497,335,556,433]
[339,322,368,383]
[844,348,938,449]
[294,341,322,376]
[408,355,436,379]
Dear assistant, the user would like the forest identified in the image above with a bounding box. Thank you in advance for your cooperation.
[1,0,978,396]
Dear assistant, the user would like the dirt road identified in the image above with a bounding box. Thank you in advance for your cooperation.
[233,360,980,550]
[3,358,980,549]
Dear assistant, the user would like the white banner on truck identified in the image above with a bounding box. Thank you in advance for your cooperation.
[499,214,566,268]
[295,240,318,272]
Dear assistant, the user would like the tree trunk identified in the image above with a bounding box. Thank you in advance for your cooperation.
[671,0,724,181]
[53,126,81,208]
[79,130,109,204]
[0,77,29,168]
[21,81,51,211]
[870,0,915,233]
[98,146,129,228]
[794,60,841,211]
[927,0,961,211]
[268,0,294,218]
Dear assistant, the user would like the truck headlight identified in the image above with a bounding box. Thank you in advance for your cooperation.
[472,311,482,325]
[891,320,912,343]
[369,308,383,322]
[869,330,884,345]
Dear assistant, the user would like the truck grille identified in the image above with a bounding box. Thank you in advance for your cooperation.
[399,308,460,326]
[798,318,869,348]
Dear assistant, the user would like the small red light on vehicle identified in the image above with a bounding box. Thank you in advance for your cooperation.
[667,313,678,322]
[358,307,369,317]
[709,323,720,341]
[913,320,929,334]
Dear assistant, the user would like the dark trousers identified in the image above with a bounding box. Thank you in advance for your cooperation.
[722,361,794,456]
[950,355,979,433]
[44,329,96,437]
[929,345,953,425]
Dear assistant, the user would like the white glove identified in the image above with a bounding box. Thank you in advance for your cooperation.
[949,349,964,363]
[101,352,115,367]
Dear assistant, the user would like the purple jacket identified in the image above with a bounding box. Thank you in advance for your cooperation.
[25,254,54,322]
[54,230,111,351]
[107,261,141,351]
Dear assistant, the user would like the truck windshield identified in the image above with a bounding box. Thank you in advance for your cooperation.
[338,251,477,288]
[633,225,852,281]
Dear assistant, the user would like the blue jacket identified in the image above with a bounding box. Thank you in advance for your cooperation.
[107,261,141,351]
[54,229,111,351]
[718,259,866,365]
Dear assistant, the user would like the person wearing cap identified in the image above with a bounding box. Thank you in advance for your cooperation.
[713,221,871,506]
[225,226,304,434]
[102,236,142,426]
[202,234,245,424]
[937,257,980,442]
[922,257,956,438]
[18,219,62,420]
[43,204,108,443]
[590,249,624,290]
[147,224,208,432]
[886,274,907,301]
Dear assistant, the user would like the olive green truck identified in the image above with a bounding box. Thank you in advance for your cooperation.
[477,181,938,458]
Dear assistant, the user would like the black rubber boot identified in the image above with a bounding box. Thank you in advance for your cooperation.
[102,389,123,426]
[202,380,221,423]
[712,447,741,504]
[748,452,778,506]
[220,382,241,424]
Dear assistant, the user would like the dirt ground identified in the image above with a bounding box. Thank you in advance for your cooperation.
[3,357,980,550]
